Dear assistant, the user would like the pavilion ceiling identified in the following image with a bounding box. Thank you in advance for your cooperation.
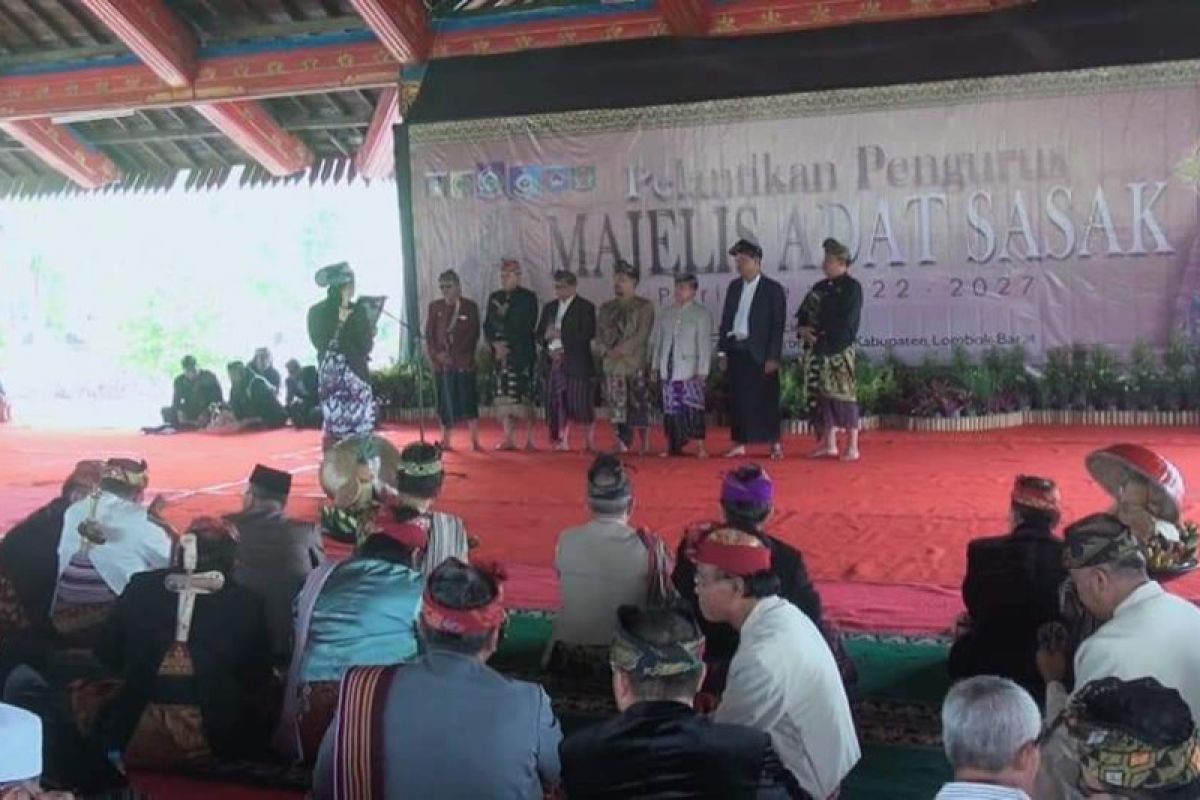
[0,0,1031,196]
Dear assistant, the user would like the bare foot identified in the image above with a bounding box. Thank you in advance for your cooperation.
[840,449,860,462]
[808,447,838,459]
[697,448,709,460]
[770,444,785,461]
[723,445,746,459]
[495,441,517,452]
[554,441,569,452]
[616,441,630,454]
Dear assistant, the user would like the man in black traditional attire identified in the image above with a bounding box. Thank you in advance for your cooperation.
[284,358,322,429]
[227,361,288,429]
[718,240,787,460]
[483,258,539,451]
[537,270,598,452]
[162,355,223,429]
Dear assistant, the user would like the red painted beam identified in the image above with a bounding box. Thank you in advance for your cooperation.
[194,101,314,176]
[77,0,197,88]
[0,40,398,122]
[0,118,119,188]
[354,86,400,179]
[432,9,669,58]
[658,0,712,36]
[707,0,1032,37]
[348,0,430,63]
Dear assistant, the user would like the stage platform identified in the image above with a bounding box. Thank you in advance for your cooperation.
[4,421,1200,636]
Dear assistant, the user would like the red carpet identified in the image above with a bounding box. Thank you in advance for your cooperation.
[4,422,1200,636]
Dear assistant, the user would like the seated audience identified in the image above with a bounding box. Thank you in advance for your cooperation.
[1036,513,1200,800]
[226,361,287,430]
[284,359,322,429]
[547,455,671,675]
[0,377,10,424]
[560,605,806,799]
[248,347,282,396]
[0,461,102,637]
[88,517,273,767]
[693,527,859,799]
[52,459,172,647]
[312,558,562,799]
[936,676,1041,799]
[286,518,426,761]
[161,355,222,429]
[1058,677,1200,799]
[950,476,1066,704]
[673,465,851,693]
[225,464,324,665]
[392,441,471,574]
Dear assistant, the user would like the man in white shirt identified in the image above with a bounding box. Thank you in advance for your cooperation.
[1035,512,1200,799]
[935,676,1041,800]
[693,526,859,799]
[717,240,787,460]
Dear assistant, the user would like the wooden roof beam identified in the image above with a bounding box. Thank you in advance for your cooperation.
[658,0,711,37]
[77,0,198,88]
[193,100,313,176]
[0,117,119,187]
[347,0,429,62]
[353,84,398,178]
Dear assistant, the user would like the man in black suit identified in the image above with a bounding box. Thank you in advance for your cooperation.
[559,605,807,800]
[718,239,788,460]
[537,270,598,452]
[949,475,1067,706]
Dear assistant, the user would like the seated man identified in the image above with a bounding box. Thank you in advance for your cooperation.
[0,460,102,638]
[392,441,471,574]
[226,361,287,430]
[561,605,806,799]
[1036,513,1200,800]
[950,475,1066,704]
[1059,677,1200,799]
[52,459,172,647]
[248,347,282,396]
[547,455,670,675]
[225,464,324,665]
[284,359,322,429]
[694,527,859,800]
[88,517,274,768]
[161,355,222,429]
[936,676,1041,800]
[312,559,562,799]
[673,465,849,693]
[288,519,426,761]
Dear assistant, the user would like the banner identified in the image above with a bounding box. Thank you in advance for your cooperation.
[409,61,1200,359]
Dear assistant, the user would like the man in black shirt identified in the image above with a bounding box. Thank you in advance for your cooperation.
[162,355,222,429]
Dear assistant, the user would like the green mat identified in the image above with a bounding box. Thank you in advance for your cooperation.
[496,613,954,799]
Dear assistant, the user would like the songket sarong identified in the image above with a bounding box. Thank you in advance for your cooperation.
[123,643,212,769]
[606,372,651,446]
[330,665,404,799]
[319,351,376,447]
[297,680,341,763]
[805,345,860,436]
[546,360,595,442]
[434,370,478,426]
[662,354,706,453]
[493,358,534,418]
[52,552,116,646]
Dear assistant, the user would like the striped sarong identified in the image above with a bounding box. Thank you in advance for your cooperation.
[332,664,403,799]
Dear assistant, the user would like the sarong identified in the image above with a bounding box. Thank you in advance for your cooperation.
[606,372,651,446]
[662,354,706,453]
[434,370,479,426]
[52,552,116,647]
[493,357,534,418]
[726,349,781,445]
[297,680,341,763]
[806,345,860,436]
[332,665,403,800]
[274,561,337,762]
[124,643,212,769]
[421,512,471,576]
[319,351,375,446]
[546,360,595,442]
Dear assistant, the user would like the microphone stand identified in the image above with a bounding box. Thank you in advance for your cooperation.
[380,308,431,444]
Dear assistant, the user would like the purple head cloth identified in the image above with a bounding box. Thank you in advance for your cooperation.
[721,468,774,507]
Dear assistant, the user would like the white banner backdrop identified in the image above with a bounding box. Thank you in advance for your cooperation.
[410,61,1200,359]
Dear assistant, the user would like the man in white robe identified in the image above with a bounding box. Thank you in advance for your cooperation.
[693,526,859,799]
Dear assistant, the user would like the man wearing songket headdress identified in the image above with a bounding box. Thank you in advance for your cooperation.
[797,238,863,462]
[950,475,1066,705]
[692,527,859,800]
[279,516,426,763]
[1035,513,1200,800]
[560,605,807,799]
[650,271,713,458]
[52,459,172,647]
[672,466,854,694]
[598,260,655,455]
[1055,677,1200,799]
[0,460,103,638]
[311,559,562,799]
[389,441,472,575]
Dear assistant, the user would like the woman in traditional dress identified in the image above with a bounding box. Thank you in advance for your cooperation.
[797,238,863,462]
[307,262,377,449]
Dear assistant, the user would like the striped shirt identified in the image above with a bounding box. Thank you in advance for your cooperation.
[934,782,1030,800]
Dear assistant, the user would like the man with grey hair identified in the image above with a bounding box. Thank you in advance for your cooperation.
[937,676,1042,799]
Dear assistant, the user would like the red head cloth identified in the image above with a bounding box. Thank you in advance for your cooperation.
[693,526,772,576]
[420,560,508,635]
[187,516,240,543]
[66,460,104,491]
[1011,475,1062,514]
[376,515,430,550]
